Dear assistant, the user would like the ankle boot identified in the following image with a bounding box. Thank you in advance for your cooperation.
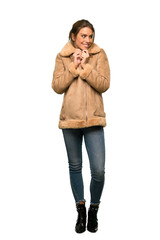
[75,204,86,233]
[87,204,99,233]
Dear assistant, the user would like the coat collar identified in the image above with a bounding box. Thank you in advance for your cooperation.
[60,41,101,56]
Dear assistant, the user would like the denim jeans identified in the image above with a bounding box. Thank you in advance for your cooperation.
[62,126,105,205]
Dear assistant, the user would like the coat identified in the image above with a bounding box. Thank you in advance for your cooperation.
[52,41,110,129]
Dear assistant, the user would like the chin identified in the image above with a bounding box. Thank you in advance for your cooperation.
[81,46,90,50]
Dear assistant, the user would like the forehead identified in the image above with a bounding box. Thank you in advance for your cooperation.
[78,27,93,35]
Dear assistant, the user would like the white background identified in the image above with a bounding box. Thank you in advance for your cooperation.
[0,0,160,239]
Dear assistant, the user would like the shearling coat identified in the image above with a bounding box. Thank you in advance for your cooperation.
[52,41,110,129]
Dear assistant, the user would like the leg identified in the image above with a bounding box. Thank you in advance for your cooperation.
[83,126,105,205]
[62,129,85,204]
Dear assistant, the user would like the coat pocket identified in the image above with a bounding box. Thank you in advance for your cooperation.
[94,93,106,117]
[60,98,66,120]
[60,107,66,120]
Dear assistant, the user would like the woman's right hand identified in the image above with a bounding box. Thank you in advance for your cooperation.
[73,49,82,69]
[81,50,89,69]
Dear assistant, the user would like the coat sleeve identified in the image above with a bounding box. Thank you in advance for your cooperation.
[52,53,79,94]
[79,49,110,93]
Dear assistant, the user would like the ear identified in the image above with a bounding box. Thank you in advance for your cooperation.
[71,33,75,41]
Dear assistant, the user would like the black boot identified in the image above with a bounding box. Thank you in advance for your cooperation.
[75,204,86,233]
[87,204,99,233]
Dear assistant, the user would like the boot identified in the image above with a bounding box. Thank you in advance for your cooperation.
[87,204,99,233]
[75,204,86,233]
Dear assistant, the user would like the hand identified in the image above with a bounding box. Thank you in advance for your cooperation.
[81,50,89,69]
[73,49,82,69]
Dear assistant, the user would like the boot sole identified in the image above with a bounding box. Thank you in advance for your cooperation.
[87,226,98,233]
[75,227,86,233]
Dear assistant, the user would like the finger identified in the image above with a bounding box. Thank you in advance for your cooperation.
[82,50,88,54]
[75,49,82,54]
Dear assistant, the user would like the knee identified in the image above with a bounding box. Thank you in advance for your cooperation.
[69,160,82,173]
[92,169,105,182]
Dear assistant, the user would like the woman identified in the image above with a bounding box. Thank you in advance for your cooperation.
[52,19,110,233]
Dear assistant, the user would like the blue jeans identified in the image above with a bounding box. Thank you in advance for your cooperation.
[62,126,105,205]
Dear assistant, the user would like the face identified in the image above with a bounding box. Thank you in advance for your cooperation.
[72,27,94,50]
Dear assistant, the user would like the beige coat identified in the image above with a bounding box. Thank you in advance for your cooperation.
[52,41,110,129]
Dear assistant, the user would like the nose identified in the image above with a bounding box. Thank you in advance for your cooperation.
[86,36,90,42]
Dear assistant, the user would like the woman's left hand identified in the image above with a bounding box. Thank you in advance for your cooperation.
[81,50,89,69]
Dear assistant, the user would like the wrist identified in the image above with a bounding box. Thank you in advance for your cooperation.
[81,64,85,69]
[69,62,79,77]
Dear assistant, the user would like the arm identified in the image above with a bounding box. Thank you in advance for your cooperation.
[79,49,110,93]
[52,53,79,94]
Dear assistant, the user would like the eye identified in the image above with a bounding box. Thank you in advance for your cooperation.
[81,34,86,38]
[89,35,93,39]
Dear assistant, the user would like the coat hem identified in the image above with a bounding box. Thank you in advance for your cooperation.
[58,117,106,129]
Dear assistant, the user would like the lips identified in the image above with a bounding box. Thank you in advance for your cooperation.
[82,44,90,48]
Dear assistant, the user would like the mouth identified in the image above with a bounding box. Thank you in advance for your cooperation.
[82,43,90,48]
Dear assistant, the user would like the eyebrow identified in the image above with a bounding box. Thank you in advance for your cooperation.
[81,33,93,36]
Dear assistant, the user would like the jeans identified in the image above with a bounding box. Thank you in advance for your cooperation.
[62,126,105,205]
